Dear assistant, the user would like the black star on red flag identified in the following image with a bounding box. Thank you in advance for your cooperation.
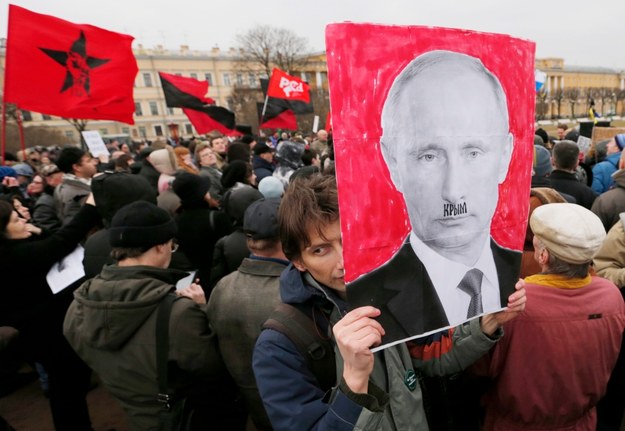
[40,31,110,97]
[4,5,138,124]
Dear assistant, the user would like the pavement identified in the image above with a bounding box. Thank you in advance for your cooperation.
[0,373,128,431]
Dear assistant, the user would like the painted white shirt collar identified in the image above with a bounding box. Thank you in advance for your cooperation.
[409,231,501,326]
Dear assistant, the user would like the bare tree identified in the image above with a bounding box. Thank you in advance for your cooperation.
[617,89,625,117]
[596,87,614,116]
[235,25,310,76]
[64,118,89,148]
[229,85,264,130]
[563,88,581,119]
[536,89,548,121]
[552,89,564,119]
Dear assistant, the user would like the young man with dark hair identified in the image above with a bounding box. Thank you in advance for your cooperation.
[556,124,568,140]
[54,146,98,225]
[64,201,229,431]
[549,141,597,209]
[253,174,526,430]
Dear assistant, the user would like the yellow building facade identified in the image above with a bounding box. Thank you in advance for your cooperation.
[536,58,625,120]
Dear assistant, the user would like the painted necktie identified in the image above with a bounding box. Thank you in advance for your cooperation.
[458,268,484,318]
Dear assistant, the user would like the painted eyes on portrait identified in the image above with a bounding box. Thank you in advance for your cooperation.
[410,146,486,163]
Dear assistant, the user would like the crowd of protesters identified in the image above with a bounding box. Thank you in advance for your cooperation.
[0,124,625,431]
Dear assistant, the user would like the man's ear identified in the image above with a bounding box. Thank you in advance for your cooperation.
[292,257,307,273]
[497,133,514,184]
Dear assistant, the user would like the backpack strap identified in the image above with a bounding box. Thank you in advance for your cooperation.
[156,294,180,410]
[262,303,336,391]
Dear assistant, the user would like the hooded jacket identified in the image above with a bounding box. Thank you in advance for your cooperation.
[253,264,501,431]
[592,152,621,194]
[591,168,625,232]
[64,264,225,431]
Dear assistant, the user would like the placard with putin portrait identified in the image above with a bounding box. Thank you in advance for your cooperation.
[326,23,535,349]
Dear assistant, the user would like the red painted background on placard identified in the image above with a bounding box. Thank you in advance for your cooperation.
[325,23,535,283]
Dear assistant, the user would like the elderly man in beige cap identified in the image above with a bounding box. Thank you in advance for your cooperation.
[479,203,625,431]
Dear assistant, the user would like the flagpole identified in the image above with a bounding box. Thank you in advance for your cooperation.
[1,101,6,164]
[260,95,269,128]
[16,109,25,155]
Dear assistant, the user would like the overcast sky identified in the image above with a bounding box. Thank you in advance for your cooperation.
[1,0,623,69]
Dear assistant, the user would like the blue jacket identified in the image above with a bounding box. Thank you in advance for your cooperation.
[253,264,502,431]
[592,152,621,194]
[252,156,275,183]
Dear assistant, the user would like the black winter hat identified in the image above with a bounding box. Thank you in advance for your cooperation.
[244,198,281,240]
[172,172,211,207]
[91,172,157,225]
[253,142,275,156]
[109,201,176,248]
[221,160,249,189]
[223,186,263,224]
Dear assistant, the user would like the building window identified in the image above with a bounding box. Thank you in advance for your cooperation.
[65,130,74,141]
[185,123,193,135]
[135,102,143,116]
[41,114,51,120]
[21,111,32,121]
[236,73,244,86]
[139,127,147,138]
[190,73,198,80]
[248,73,257,88]
[222,73,231,86]
[121,127,130,134]
[132,128,138,138]
[154,125,163,136]
[167,107,174,115]
[99,128,108,135]
[204,73,213,86]
[175,73,182,76]
[226,97,234,110]
[143,73,153,87]
[149,101,159,116]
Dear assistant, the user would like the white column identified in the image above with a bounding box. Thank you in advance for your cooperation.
[316,71,322,88]
[546,75,551,95]
[560,76,564,89]
[621,78,624,90]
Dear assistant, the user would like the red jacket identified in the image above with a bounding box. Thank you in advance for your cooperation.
[481,275,625,431]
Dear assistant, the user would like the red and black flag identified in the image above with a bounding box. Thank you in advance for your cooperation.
[158,72,238,136]
[4,5,137,124]
[267,68,311,103]
[260,78,313,115]
[257,102,297,130]
[159,71,215,108]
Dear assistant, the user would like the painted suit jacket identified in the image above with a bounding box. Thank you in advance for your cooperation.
[347,238,521,344]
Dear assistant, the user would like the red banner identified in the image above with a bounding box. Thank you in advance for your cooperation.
[266,68,311,103]
[4,5,138,124]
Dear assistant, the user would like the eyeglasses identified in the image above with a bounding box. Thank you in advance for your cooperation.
[170,241,179,253]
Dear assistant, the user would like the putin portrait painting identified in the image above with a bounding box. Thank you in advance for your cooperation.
[326,24,535,347]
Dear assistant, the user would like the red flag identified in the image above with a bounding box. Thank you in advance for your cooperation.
[183,109,241,136]
[261,110,297,130]
[4,5,138,124]
[266,68,311,103]
[325,111,332,131]
[158,72,215,107]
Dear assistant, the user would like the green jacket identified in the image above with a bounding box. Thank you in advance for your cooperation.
[208,256,287,430]
[64,264,225,431]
